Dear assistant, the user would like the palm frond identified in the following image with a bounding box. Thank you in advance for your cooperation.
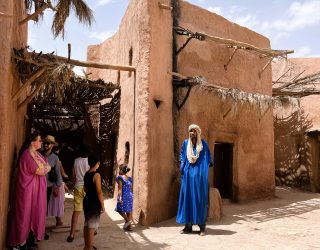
[51,0,93,38]
[71,0,94,26]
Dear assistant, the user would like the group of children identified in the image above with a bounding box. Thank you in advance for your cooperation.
[67,147,133,250]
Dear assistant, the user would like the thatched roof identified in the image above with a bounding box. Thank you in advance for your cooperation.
[13,47,120,136]
[272,58,320,97]
[171,72,296,117]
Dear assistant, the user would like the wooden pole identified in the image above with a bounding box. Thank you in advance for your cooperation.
[203,33,294,57]
[18,81,46,109]
[174,26,294,58]
[12,68,46,102]
[23,52,136,72]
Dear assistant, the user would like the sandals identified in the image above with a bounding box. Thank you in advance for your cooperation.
[123,220,132,230]
[180,225,192,234]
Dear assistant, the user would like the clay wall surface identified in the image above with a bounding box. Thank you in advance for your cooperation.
[175,1,275,200]
[273,58,320,129]
[87,0,174,224]
[273,98,310,188]
[0,0,27,247]
[273,58,320,190]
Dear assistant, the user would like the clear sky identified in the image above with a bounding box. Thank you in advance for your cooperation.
[29,0,320,74]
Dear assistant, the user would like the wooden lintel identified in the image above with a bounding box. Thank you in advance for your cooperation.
[158,2,173,10]
[12,68,46,102]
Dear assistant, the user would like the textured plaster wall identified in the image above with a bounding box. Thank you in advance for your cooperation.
[175,1,275,200]
[88,0,174,225]
[0,0,27,247]
[273,58,320,190]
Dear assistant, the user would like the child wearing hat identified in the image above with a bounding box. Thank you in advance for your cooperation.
[115,164,133,231]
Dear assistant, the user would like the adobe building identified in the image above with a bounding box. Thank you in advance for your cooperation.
[0,0,27,247]
[87,0,276,225]
[273,58,320,191]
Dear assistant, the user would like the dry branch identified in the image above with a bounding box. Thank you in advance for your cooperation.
[20,0,55,25]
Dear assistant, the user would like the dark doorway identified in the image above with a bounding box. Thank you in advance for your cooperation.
[213,142,233,199]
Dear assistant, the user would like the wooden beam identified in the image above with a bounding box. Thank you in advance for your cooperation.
[12,68,46,102]
[18,81,46,109]
[174,26,294,58]
[22,51,136,72]
[203,33,294,57]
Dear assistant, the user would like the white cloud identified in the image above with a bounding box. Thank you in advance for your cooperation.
[232,14,259,29]
[229,5,246,16]
[207,6,223,15]
[260,1,320,32]
[95,0,114,7]
[88,30,115,41]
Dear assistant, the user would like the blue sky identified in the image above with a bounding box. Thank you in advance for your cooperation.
[29,0,320,74]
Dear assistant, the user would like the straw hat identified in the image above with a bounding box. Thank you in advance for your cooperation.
[42,135,59,146]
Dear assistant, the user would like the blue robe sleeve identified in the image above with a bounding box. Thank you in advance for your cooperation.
[203,140,213,167]
[179,140,187,175]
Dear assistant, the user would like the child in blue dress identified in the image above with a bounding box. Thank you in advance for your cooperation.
[115,164,133,231]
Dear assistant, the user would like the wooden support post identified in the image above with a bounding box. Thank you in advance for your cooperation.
[168,71,189,80]
[259,58,273,78]
[223,107,232,119]
[12,68,46,102]
[68,43,71,62]
[18,81,46,109]
[224,47,239,71]
[158,2,173,10]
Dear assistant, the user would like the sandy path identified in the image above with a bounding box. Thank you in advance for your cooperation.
[37,187,320,250]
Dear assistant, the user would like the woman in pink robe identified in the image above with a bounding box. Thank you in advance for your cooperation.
[7,131,51,248]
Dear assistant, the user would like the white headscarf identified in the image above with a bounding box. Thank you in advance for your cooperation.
[187,124,203,164]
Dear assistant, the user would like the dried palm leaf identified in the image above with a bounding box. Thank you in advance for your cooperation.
[52,0,94,38]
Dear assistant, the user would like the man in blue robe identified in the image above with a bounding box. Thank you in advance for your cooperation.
[176,124,213,236]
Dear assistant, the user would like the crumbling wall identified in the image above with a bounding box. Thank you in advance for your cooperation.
[0,0,27,247]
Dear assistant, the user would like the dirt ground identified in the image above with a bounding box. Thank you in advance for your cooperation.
[37,187,320,250]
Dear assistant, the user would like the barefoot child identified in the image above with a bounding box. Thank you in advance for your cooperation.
[115,164,133,231]
[83,154,105,250]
